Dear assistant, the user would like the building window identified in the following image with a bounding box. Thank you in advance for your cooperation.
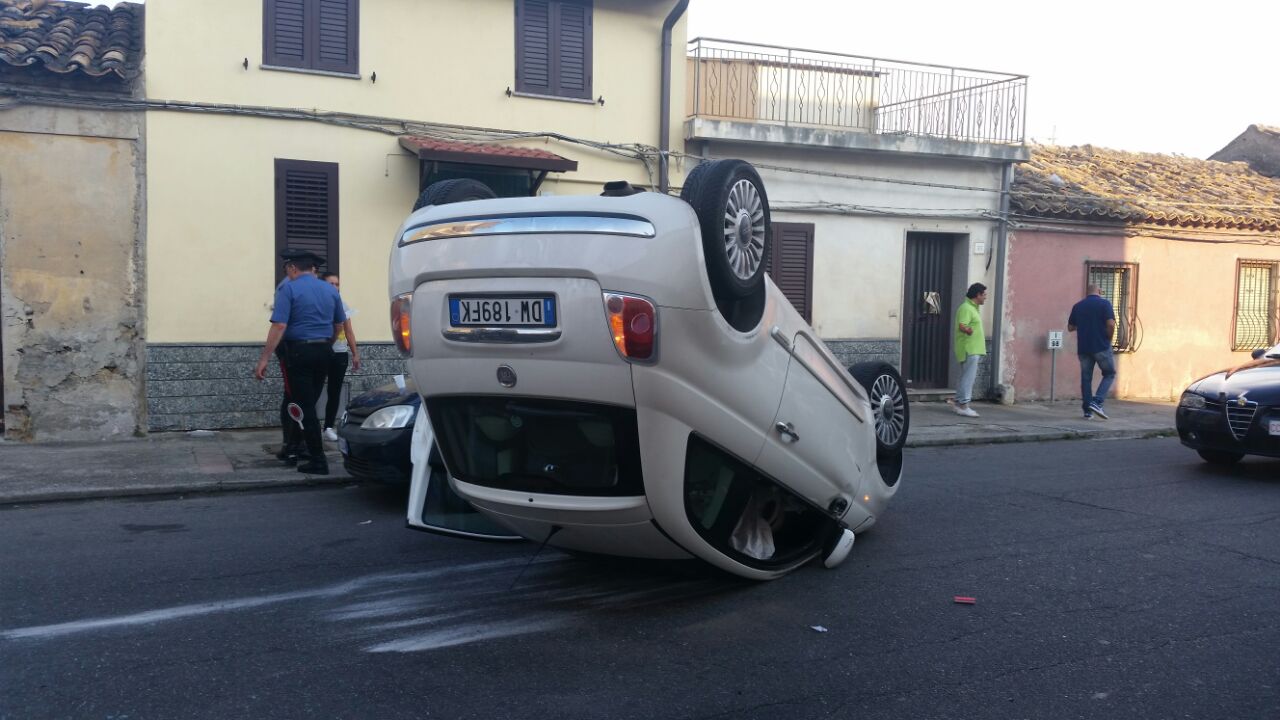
[264,0,359,75]
[274,159,338,285]
[1086,262,1138,352]
[766,223,815,323]
[515,0,593,100]
[1233,260,1278,351]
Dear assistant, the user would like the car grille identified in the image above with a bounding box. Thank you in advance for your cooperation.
[343,455,407,482]
[1226,402,1257,441]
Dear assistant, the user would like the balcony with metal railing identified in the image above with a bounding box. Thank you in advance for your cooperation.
[686,38,1029,159]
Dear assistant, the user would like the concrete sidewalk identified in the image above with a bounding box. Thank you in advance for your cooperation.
[907,398,1176,447]
[0,399,1177,506]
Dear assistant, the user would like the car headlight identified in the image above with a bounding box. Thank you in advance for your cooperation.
[1178,392,1206,409]
[362,405,416,429]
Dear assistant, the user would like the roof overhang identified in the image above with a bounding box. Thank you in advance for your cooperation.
[398,136,578,173]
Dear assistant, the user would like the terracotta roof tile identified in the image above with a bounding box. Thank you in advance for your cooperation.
[0,0,142,80]
[401,137,570,162]
[1012,144,1280,231]
[398,136,578,172]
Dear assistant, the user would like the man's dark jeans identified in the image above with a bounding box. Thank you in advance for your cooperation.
[1079,349,1117,413]
[284,342,333,463]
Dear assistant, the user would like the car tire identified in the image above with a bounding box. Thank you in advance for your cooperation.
[1196,448,1244,465]
[412,178,497,211]
[680,159,771,302]
[848,361,910,457]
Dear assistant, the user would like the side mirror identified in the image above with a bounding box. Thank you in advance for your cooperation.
[1251,348,1266,360]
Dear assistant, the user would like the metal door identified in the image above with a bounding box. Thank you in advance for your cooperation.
[901,233,955,389]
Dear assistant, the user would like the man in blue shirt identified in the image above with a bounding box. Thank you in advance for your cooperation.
[1068,284,1118,420]
[255,249,347,474]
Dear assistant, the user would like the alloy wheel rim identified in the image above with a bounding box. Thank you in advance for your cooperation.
[722,179,766,281]
[870,374,906,446]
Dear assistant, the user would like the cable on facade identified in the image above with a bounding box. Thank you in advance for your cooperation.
[5,86,1279,216]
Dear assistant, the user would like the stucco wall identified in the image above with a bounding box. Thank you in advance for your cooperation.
[141,0,688,430]
[0,105,145,440]
[1004,226,1280,402]
[145,0,688,345]
[143,0,685,195]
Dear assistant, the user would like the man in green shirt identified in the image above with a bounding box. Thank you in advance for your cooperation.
[953,282,988,417]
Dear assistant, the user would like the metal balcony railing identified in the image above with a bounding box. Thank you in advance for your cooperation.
[687,38,1028,145]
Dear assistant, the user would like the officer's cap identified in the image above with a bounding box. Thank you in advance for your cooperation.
[279,248,326,266]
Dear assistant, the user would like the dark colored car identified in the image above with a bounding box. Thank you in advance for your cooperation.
[336,379,419,482]
[1176,344,1280,465]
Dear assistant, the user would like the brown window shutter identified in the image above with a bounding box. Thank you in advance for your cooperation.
[264,0,358,73]
[555,1,592,99]
[264,0,307,67]
[767,222,815,324]
[516,0,552,94]
[315,0,358,74]
[275,159,339,285]
[516,0,591,99]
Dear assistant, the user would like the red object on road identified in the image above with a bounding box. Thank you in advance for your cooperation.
[953,596,976,604]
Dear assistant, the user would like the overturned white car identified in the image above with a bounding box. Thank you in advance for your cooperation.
[388,161,907,580]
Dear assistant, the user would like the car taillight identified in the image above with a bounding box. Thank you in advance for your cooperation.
[391,293,412,355]
[603,292,657,362]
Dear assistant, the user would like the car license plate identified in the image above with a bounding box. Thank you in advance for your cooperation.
[338,437,349,454]
[449,296,556,327]
[1270,420,1280,436]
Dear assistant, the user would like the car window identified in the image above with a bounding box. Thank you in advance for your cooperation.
[683,434,829,568]
[428,396,644,497]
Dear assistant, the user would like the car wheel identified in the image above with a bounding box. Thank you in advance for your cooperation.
[1196,448,1244,465]
[848,361,910,456]
[680,159,771,302]
[412,178,497,211]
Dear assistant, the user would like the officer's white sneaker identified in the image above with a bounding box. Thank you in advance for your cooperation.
[323,427,338,442]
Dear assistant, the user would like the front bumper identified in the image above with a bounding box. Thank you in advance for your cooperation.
[1176,405,1280,458]
[338,423,414,482]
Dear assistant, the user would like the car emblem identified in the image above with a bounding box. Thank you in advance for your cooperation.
[497,365,517,388]
[1237,394,1248,407]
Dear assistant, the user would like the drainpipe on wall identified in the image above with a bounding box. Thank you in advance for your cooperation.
[658,0,690,194]
[989,162,1014,403]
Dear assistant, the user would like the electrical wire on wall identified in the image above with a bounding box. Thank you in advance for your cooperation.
[5,85,1280,233]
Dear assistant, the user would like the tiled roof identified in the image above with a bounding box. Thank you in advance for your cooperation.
[399,136,578,172]
[1012,144,1280,231]
[0,0,143,80]
[1209,124,1280,179]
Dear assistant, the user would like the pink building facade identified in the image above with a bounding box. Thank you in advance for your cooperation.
[1003,225,1280,402]
[1001,146,1280,404]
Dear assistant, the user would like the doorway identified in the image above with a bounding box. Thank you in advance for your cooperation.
[901,232,962,389]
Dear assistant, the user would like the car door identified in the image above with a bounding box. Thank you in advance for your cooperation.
[753,328,871,515]
[405,405,521,540]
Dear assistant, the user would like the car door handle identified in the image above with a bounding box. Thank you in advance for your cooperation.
[775,421,799,443]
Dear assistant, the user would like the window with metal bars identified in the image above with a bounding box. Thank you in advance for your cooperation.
[1233,260,1278,351]
[1086,262,1138,352]
[274,159,338,285]
[263,0,359,75]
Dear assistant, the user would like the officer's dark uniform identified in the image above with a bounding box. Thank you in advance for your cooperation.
[271,250,346,474]
[274,272,302,462]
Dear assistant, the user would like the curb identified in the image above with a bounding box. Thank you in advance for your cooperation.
[2,428,1178,507]
[906,427,1176,448]
[1,474,359,507]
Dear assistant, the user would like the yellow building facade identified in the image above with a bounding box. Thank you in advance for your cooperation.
[144,0,687,430]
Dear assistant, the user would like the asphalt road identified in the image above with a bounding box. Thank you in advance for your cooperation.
[2,437,1278,720]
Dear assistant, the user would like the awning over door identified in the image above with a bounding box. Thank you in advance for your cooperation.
[398,137,578,172]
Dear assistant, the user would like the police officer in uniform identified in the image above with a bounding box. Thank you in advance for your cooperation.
[254,249,346,474]
[273,259,304,463]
